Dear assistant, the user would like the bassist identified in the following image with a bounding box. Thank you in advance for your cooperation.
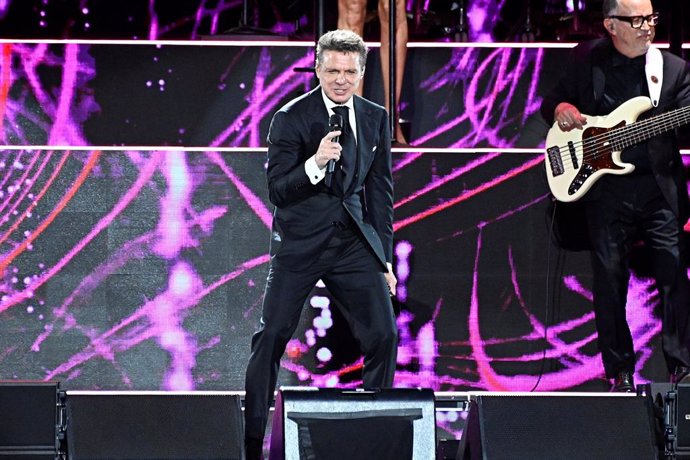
[540,0,690,392]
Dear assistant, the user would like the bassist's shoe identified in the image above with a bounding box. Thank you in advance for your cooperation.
[611,370,635,393]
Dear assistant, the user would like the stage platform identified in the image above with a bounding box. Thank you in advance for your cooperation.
[2,36,690,459]
[0,0,689,453]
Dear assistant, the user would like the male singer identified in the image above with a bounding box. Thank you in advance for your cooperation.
[243,29,398,459]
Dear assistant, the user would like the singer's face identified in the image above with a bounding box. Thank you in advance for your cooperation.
[316,50,364,104]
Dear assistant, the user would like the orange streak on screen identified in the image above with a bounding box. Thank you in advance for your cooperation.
[394,155,543,232]
[0,152,63,247]
[0,150,102,276]
[0,44,12,143]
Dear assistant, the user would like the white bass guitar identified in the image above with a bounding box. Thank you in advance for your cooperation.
[544,96,690,202]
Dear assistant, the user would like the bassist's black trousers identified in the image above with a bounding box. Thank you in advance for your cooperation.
[585,174,690,378]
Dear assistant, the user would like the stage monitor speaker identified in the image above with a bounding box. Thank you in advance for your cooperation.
[65,392,244,460]
[0,381,61,453]
[268,387,436,460]
[458,394,657,460]
[675,384,690,455]
[0,455,57,459]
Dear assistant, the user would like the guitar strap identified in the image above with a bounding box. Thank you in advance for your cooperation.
[645,46,663,107]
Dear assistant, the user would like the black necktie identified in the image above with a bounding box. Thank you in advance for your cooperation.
[332,106,355,192]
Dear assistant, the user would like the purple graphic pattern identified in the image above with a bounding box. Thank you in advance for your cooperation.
[0,39,671,400]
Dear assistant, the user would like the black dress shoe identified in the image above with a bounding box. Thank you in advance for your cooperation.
[672,365,690,385]
[611,370,635,393]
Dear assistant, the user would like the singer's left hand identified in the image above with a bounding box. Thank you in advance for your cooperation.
[385,263,397,297]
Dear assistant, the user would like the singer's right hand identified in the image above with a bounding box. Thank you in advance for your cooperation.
[315,130,342,169]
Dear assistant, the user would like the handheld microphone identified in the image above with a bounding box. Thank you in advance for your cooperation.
[325,113,343,186]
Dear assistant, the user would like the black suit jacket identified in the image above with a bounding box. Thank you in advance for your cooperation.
[541,38,690,220]
[266,87,393,271]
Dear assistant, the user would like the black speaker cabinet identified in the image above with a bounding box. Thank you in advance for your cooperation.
[0,455,59,459]
[458,394,657,460]
[674,384,690,456]
[0,381,62,455]
[268,387,436,460]
[66,391,244,460]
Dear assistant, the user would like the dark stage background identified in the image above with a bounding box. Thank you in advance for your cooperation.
[1,2,690,439]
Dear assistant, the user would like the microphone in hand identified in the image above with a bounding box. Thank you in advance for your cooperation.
[325,113,343,186]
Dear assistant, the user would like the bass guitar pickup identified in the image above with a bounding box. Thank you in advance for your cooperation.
[546,145,564,176]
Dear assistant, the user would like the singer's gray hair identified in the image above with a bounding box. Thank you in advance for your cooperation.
[316,29,368,70]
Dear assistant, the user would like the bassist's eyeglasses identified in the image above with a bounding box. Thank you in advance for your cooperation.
[608,12,659,29]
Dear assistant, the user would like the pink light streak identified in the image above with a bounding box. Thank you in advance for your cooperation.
[210,50,314,147]
[394,155,542,231]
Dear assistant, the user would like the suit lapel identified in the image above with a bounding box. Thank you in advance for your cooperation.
[305,86,329,127]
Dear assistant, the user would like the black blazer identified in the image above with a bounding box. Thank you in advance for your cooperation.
[541,38,690,220]
[265,87,393,271]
